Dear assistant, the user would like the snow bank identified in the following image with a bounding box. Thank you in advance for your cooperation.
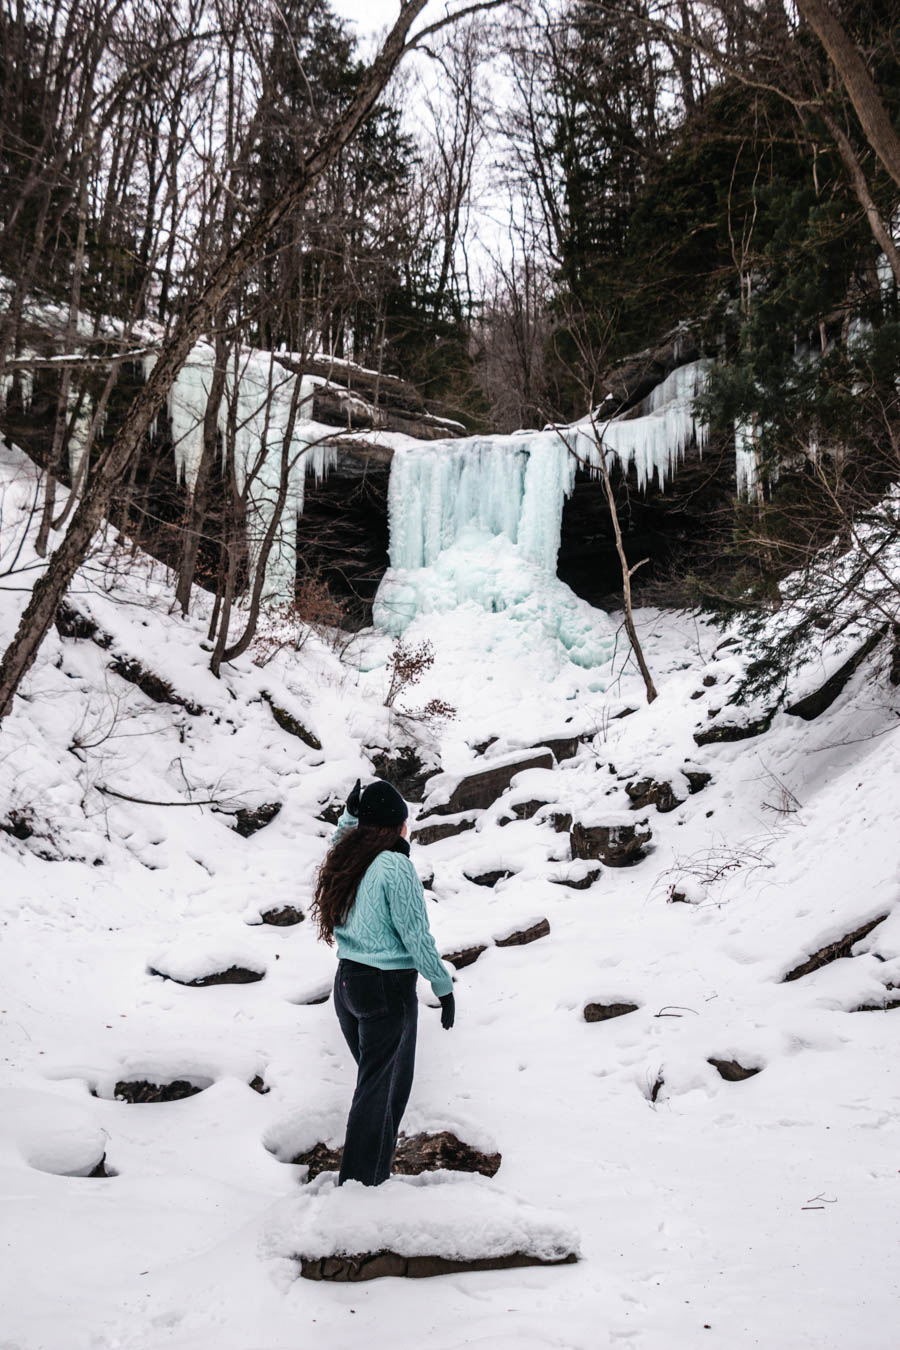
[265,1172,580,1264]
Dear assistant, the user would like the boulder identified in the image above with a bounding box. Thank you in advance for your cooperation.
[584,1001,639,1022]
[230,802,282,837]
[547,810,573,834]
[464,869,514,888]
[570,820,651,866]
[110,1079,206,1103]
[260,905,305,926]
[625,778,684,813]
[693,712,773,746]
[292,1130,501,1180]
[428,751,553,816]
[708,1057,761,1082]
[369,746,431,803]
[684,769,712,794]
[543,735,582,762]
[549,866,602,890]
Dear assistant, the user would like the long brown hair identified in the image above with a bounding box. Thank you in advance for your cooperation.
[311,824,404,944]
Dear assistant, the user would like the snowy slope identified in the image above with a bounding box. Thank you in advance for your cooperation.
[0,442,899,1350]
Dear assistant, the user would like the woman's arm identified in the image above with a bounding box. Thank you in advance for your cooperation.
[383,855,453,998]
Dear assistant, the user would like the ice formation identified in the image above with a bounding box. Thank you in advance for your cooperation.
[375,360,711,665]
[164,344,336,599]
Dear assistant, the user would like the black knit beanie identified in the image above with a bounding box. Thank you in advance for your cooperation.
[357,779,408,828]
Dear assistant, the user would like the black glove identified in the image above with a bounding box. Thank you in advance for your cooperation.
[439,992,455,1030]
[346,778,362,818]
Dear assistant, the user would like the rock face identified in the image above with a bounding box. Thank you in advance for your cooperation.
[429,752,554,816]
[693,713,773,746]
[584,1002,639,1022]
[411,816,477,846]
[109,655,203,714]
[369,746,431,802]
[293,1131,501,1181]
[301,1250,577,1281]
[785,626,887,720]
[261,692,322,749]
[570,820,651,866]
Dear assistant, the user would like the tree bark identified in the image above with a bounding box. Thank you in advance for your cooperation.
[0,0,433,724]
[819,110,900,287]
[795,0,900,190]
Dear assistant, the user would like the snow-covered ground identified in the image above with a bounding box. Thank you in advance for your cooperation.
[1,441,898,1349]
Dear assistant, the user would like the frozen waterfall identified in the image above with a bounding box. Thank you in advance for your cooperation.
[164,343,336,600]
[374,360,711,667]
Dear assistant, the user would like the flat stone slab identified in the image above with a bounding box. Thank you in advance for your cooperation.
[443,943,488,970]
[411,814,477,846]
[494,918,550,947]
[584,1001,639,1022]
[301,1249,577,1281]
[268,1173,579,1281]
[426,751,554,816]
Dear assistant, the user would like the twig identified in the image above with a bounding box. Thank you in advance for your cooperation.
[96,783,236,810]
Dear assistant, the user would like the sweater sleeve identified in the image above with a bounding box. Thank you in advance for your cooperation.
[331,809,358,845]
[383,855,453,998]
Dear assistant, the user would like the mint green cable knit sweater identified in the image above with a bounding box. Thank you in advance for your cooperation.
[331,811,453,998]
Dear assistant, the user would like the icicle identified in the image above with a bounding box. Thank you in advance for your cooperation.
[567,359,710,491]
[66,389,92,484]
[169,344,215,492]
[735,419,759,501]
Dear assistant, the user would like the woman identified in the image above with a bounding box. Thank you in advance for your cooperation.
[311,777,455,1186]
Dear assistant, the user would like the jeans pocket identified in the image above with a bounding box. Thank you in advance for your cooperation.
[340,966,389,1019]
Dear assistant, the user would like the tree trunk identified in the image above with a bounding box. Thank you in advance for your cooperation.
[0,0,434,724]
[589,424,657,704]
[174,331,229,615]
[795,0,900,190]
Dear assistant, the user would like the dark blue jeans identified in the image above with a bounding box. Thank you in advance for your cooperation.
[334,958,419,1186]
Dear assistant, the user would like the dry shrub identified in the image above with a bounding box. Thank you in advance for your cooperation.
[252,577,347,666]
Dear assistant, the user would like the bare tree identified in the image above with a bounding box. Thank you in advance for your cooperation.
[0,0,509,723]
